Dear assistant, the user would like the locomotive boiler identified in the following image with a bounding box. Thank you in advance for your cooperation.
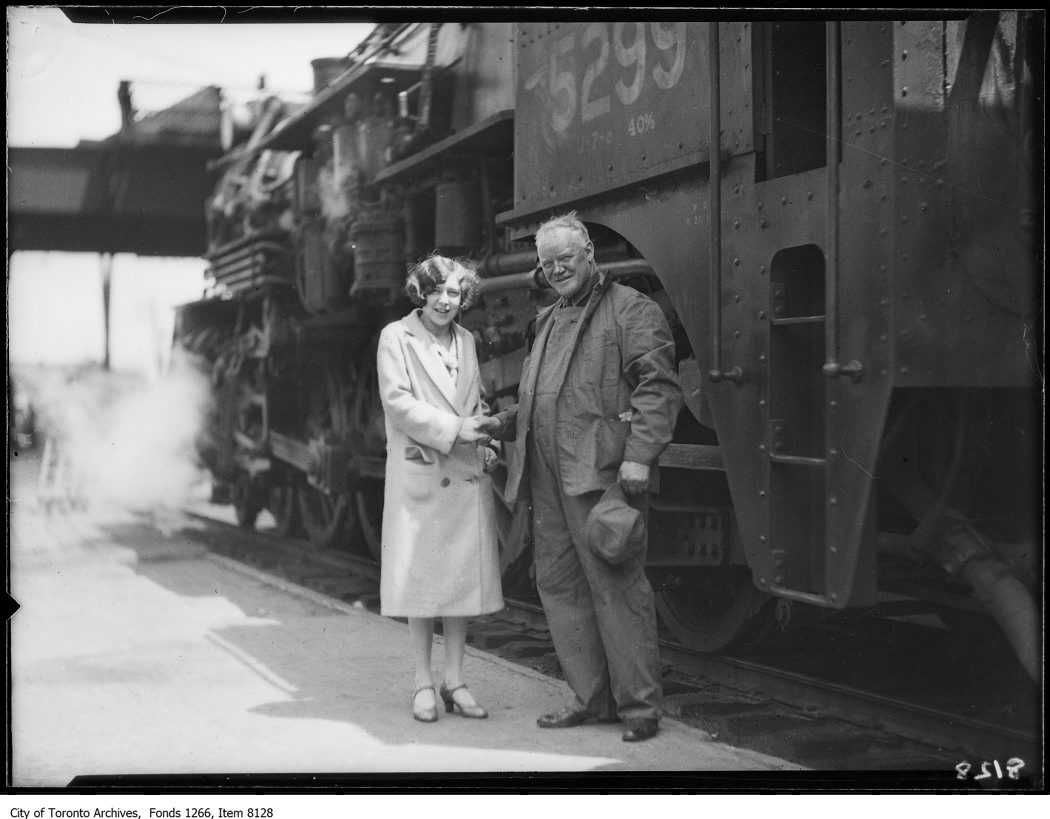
[174,16,1042,680]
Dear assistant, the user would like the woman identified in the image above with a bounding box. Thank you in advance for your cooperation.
[377,253,504,723]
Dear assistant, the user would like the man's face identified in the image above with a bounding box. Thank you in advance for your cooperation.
[536,227,594,300]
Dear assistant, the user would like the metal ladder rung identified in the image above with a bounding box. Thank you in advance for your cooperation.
[769,453,827,467]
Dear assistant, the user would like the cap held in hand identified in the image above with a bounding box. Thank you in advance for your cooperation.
[585,482,646,565]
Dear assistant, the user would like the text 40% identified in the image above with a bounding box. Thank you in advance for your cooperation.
[627,112,656,137]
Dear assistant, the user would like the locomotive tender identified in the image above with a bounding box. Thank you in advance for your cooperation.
[175,16,1041,678]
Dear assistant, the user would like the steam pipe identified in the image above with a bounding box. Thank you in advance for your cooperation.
[882,456,1041,685]
[825,21,840,368]
[921,511,1041,686]
[821,22,863,382]
[479,258,653,296]
[477,248,540,279]
[707,23,722,379]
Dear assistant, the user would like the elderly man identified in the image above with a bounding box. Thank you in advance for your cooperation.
[482,212,683,742]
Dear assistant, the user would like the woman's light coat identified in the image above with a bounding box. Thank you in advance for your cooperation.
[377,309,504,617]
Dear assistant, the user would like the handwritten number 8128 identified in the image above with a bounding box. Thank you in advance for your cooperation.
[956,758,1025,781]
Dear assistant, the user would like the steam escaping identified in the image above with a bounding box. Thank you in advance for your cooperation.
[15,355,214,518]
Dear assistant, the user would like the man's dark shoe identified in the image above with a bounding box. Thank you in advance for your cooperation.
[537,706,591,729]
[621,718,659,742]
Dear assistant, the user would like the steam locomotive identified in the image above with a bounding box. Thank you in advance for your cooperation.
[174,16,1042,681]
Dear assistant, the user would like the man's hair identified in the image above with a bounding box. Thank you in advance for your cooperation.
[404,253,483,310]
[535,211,591,248]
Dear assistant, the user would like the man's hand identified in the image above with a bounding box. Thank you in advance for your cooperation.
[457,415,492,445]
[475,415,504,436]
[482,446,500,473]
[618,460,650,494]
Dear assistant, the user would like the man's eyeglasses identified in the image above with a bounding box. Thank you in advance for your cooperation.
[537,247,584,275]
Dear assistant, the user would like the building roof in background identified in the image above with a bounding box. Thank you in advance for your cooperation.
[128,85,223,147]
[9,83,224,257]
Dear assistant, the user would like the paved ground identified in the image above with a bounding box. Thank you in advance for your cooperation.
[8,454,803,786]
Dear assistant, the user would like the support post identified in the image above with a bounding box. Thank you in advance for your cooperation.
[101,252,113,370]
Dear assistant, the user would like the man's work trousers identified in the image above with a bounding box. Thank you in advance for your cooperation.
[528,434,663,722]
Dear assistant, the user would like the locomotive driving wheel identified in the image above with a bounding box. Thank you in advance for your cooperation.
[295,356,357,550]
[355,483,384,562]
[350,343,386,562]
[653,565,773,653]
[298,485,351,548]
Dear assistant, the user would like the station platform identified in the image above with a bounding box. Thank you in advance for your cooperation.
[8,459,803,786]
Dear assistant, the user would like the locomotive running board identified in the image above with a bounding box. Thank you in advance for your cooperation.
[658,443,724,472]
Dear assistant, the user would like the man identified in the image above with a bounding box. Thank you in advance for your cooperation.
[482,212,683,742]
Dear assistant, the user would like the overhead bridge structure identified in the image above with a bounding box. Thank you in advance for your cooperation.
[8,84,224,258]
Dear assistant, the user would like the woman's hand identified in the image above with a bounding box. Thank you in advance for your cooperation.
[456,415,492,445]
[482,446,500,473]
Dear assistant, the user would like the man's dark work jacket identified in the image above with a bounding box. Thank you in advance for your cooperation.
[494,272,683,506]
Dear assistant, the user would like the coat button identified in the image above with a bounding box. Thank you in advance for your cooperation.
[441,477,450,487]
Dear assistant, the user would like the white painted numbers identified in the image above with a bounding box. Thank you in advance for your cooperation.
[582,23,611,122]
[627,112,656,137]
[529,22,688,135]
[651,21,687,90]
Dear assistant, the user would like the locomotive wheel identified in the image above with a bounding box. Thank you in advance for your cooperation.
[350,342,387,563]
[298,484,351,549]
[267,484,301,538]
[232,475,265,530]
[653,565,773,653]
[355,482,384,562]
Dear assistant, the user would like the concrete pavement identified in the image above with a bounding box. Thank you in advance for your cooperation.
[8,458,803,786]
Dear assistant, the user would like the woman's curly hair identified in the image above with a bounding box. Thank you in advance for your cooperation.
[404,253,483,311]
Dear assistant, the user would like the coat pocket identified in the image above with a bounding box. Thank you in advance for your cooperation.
[401,459,436,502]
[404,444,436,464]
[595,415,629,471]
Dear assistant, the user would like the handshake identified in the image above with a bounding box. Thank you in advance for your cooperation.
[457,414,504,446]
[458,415,506,473]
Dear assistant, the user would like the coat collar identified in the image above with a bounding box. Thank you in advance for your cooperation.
[535,271,611,332]
[522,272,612,402]
[402,309,474,412]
